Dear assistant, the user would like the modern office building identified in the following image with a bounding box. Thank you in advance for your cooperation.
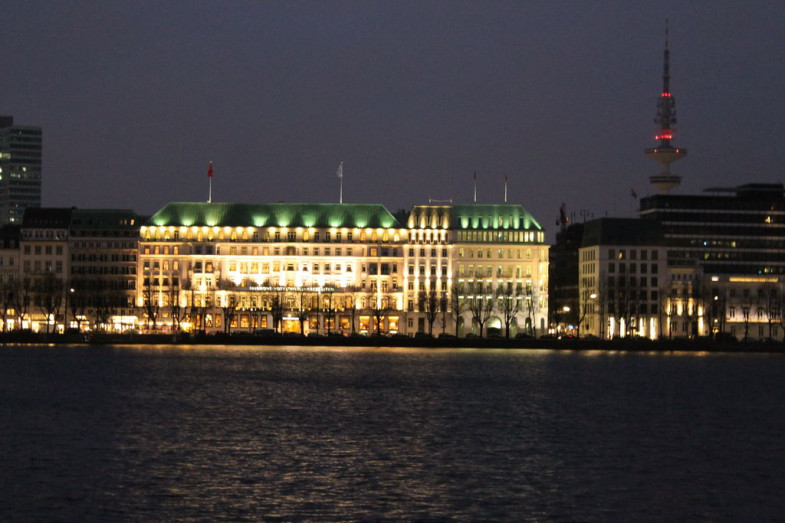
[0,116,42,225]
[640,183,785,340]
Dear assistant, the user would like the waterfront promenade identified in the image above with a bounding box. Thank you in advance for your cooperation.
[1,330,782,353]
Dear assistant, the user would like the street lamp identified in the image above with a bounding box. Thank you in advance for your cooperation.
[577,292,597,339]
[64,287,75,333]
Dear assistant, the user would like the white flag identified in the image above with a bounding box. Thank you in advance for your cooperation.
[337,162,343,179]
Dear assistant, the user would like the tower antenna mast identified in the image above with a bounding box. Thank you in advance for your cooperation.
[645,19,687,194]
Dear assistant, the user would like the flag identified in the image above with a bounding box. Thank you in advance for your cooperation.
[504,174,508,183]
[207,162,213,178]
[474,172,477,180]
[631,187,638,199]
[337,162,343,179]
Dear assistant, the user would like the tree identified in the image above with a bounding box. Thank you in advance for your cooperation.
[218,280,238,334]
[36,274,64,334]
[66,281,87,332]
[439,292,449,336]
[682,275,707,339]
[322,289,338,335]
[0,279,15,332]
[169,279,189,332]
[13,279,32,331]
[467,281,495,338]
[576,290,598,339]
[269,290,285,333]
[448,283,465,336]
[142,276,160,332]
[498,283,522,338]
[777,283,785,342]
[524,284,540,337]
[367,287,395,336]
[418,289,439,336]
[704,286,727,339]
[760,284,779,341]
[740,289,758,342]
[346,294,359,335]
[294,287,313,335]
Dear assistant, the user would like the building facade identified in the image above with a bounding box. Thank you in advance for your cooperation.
[577,218,668,339]
[640,184,785,340]
[137,202,549,336]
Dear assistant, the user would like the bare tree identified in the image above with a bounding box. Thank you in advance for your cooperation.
[268,290,285,333]
[418,289,439,336]
[13,279,32,331]
[346,293,359,335]
[439,292,449,336]
[217,279,238,334]
[740,289,758,342]
[142,276,160,332]
[322,289,338,335]
[524,285,540,337]
[36,274,64,334]
[293,287,313,335]
[0,279,15,332]
[367,287,395,336]
[449,283,465,336]
[760,284,779,341]
[498,283,522,339]
[169,279,189,332]
[66,280,88,332]
[467,282,495,338]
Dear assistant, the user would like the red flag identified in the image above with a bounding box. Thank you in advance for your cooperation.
[504,174,508,182]
[473,172,477,180]
[208,162,214,178]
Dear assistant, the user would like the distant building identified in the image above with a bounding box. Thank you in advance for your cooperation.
[640,183,785,340]
[68,209,143,330]
[138,201,548,336]
[548,222,584,333]
[0,116,42,225]
[578,218,667,339]
[406,204,548,337]
[1,207,143,332]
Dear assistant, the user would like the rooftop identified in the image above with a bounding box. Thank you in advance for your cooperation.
[147,202,401,229]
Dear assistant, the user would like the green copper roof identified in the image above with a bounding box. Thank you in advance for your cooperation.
[408,204,543,231]
[147,202,401,229]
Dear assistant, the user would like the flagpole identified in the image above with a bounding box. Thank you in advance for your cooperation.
[337,162,343,204]
[207,161,213,203]
[473,172,477,203]
[504,174,508,203]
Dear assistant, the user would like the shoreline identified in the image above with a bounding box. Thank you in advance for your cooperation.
[1,331,784,353]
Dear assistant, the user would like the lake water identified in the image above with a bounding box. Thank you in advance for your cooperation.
[1,344,784,521]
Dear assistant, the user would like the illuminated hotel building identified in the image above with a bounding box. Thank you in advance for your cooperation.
[138,201,548,336]
[405,204,548,336]
[0,116,42,225]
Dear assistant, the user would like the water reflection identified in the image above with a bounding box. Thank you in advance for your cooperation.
[0,345,784,520]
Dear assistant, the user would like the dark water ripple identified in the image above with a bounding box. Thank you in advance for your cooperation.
[1,345,784,521]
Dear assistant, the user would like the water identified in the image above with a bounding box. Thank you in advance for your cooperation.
[1,344,784,521]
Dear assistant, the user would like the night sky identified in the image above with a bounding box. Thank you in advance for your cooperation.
[3,1,784,236]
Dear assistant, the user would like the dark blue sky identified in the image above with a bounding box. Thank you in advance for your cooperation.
[3,1,784,234]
